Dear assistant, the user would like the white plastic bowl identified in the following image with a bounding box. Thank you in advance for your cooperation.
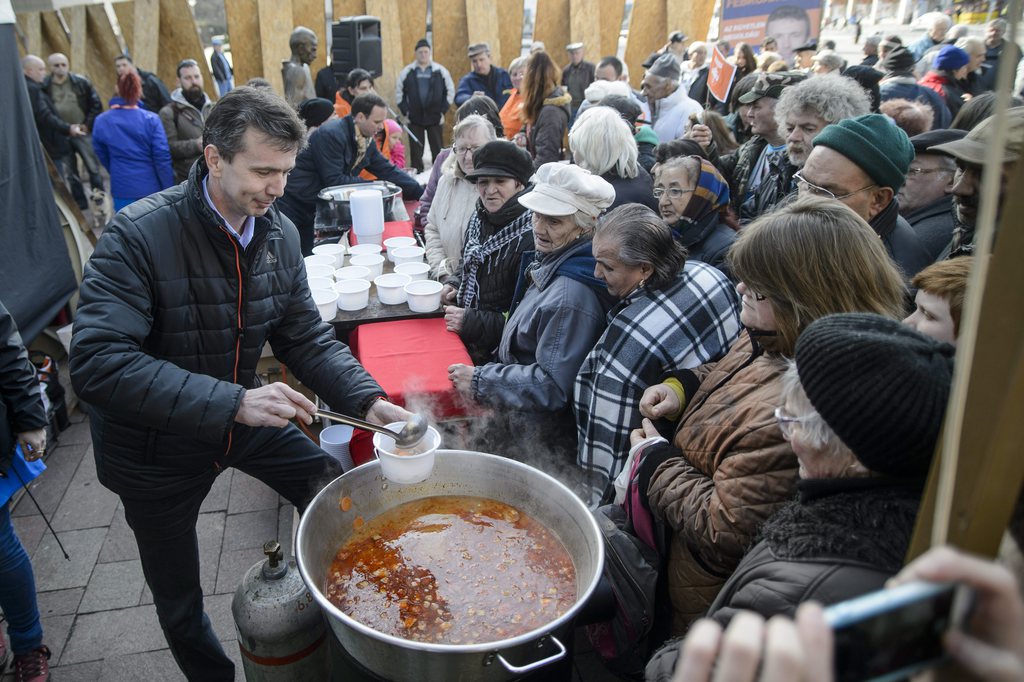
[373,421,442,485]
[304,254,335,270]
[390,245,426,266]
[311,289,339,322]
[405,280,444,313]
[306,264,335,281]
[384,236,417,261]
[348,243,383,257]
[334,279,371,311]
[311,243,346,269]
[307,277,334,292]
[349,253,385,279]
[394,262,430,281]
[374,273,412,305]
[334,265,371,282]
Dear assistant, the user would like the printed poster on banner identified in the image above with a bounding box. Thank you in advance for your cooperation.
[719,0,822,64]
[708,47,738,103]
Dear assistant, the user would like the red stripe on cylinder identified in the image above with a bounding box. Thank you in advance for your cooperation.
[237,631,327,666]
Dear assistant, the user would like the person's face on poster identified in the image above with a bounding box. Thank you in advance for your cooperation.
[766,17,810,63]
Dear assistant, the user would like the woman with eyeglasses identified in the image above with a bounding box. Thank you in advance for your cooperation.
[653,155,738,279]
[440,140,535,363]
[629,197,907,636]
[423,115,496,281]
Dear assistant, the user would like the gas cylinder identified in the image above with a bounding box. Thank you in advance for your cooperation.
[232,540,331,681]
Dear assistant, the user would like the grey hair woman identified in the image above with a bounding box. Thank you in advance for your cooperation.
[423,114,497,279]
[573,204,741,505]
[570,106,657,211]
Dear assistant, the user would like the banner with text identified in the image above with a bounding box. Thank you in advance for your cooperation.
[719,0,822,63]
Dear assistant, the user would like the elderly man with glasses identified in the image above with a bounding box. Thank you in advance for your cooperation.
[796,113,931,278]
[159,59,215,183]
[897,129,965,261]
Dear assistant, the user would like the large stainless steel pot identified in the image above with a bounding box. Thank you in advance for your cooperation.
[295,450,604,681]
[314,181,402,232]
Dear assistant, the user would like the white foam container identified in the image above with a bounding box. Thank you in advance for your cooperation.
[349,253,385,279]
[335,265,371,282]
[373,421,442,485]
[394,262,430,281]
[374,273,412,305]
[334,279,371,311]
[384,236,417,261]
[348,243,383,257]
[306,264,335,281]
[390,245,426,266]
[311,289,339,322]
[311,243,346,269]
[308,277,335,292]
[405,280,444,313]
[304,254,336,270]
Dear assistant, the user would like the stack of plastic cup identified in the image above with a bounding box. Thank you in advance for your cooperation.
[319,424,355,471]
[350,189,385,245]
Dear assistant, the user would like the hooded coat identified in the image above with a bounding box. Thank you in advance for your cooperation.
[526,87,573,166]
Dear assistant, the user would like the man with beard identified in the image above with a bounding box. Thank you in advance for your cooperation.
[774,75,870,172]
[899,129,963,261]
[929,107,1024,258]
[160,59,215,183]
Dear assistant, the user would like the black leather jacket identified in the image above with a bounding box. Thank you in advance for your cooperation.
[0,301,47,474]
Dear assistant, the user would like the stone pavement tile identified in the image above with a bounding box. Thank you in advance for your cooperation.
[200,469,233,513]
[49,660,104,681]
[59,605,166,666]
[11,512,47,558]
[206,592,238,643]
[51,454,119,532]
[139,583,152,606]
[215,548,263,595]
[32,527,106,592]
[223,640,248,682]
[99,649,183,680]
[38,587,85,617]
[98,507,139,564]
[78,560,145,613]
[40,613,75,666]
[55,421,93,446]
[198,512,226,595]
[222,509,279,553]
[227,472,279,514]
[278,505,297,558]
[11,443,85,518]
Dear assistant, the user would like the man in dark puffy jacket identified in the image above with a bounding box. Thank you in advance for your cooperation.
[277,92,423,255]
[70,87,411,682]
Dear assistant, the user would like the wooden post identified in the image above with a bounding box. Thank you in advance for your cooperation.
[432,0,468,145]
[333,0,366,19]
[84,5,122,106]
[570,0,601,62]
[66,6,88,75]
[132,0,159,71]
[157,0,218,100]
[398,0,428,66]
[533,0,570,67]
[257,0,296,95]
[365,0,402,111]
[624,0,667,89]
[293,0,327,77]
[223,0,262,85]
[466,0,502,68]
[17,12,43,56]
[113,1,134,51]
[497,0,524,65]
[598,0,625,60]
[40,11,70,59]
[667,0,716,44]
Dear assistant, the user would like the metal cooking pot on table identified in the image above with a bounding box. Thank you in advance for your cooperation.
[295,450,604,682]
[315,181,403,234]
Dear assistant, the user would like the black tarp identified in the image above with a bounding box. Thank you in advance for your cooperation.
[0,22,77,343]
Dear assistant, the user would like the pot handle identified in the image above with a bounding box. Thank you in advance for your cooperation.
[495,635,566,675]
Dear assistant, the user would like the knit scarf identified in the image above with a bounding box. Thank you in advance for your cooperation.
[457,195,533,308]
[678,157,731,228]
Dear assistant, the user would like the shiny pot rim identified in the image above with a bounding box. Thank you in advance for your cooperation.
[295,450,604,655]
[317,181,402,202]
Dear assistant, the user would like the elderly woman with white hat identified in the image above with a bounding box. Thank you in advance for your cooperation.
[449,163,616,472]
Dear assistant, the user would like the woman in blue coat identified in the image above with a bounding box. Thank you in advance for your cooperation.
[93,71,174,211]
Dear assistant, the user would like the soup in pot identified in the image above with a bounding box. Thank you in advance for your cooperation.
[325,496,576,644]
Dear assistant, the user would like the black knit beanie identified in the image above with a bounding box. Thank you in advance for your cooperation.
[794,314,955,478]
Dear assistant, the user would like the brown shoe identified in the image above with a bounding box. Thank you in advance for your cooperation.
[12,645,50,682]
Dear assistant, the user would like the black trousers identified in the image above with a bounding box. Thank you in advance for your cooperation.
[119,424,342,681]
[407,122,443,173]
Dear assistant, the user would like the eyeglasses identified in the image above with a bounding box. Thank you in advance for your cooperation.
[653,188,695,200]
[453,144,481,156]
[906,167,955,177]
[794,171,877,201]
[774,406,817,439]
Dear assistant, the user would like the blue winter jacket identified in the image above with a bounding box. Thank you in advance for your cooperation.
[454,68,513,108]
[92,101,174,201]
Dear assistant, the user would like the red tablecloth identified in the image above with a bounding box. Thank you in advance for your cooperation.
[349,220,414,248]
[349,317,474,465]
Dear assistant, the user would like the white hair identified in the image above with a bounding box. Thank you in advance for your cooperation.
[583,79,631,104]
[569,106,639,178]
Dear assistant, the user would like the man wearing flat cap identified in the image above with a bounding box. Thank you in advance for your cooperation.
[455,43,513,108]
[898,129,965,261]
[798,113,931,277]
[792,39,817,70]
[562,42,596,116]
[641,53,702,144]
[397,38,455,173]
[929,107,1024,258]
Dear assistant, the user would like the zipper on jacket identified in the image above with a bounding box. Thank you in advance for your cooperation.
[217,226,245,469]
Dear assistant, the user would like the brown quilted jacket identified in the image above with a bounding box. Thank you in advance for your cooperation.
[647,331,798,633]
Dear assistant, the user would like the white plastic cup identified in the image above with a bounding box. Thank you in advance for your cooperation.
[334,279,371,311]
[312,243,346,269]
[349,253,385,279]
[319,424,355,471]
[405,280,444,313]
[304,254,335,270]
[394,262,430,281]
[311,289,339,322]
[306,264,335,281]
[373,421,441,485]
[353,231,384,246]
[374,273,412,305]
[390,245,426,266]
[348,243,383,257]
[384,236,417,261]
[308,277,335,292]
[335,265,371,282]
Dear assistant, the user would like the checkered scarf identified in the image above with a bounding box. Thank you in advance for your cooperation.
[457,206,534,309]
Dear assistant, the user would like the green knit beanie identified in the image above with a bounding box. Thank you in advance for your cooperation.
[811,114,915,191]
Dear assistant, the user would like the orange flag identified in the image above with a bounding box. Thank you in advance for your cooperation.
[707,47,738,103]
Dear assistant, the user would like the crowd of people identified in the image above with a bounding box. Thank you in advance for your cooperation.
[9,13,1024,682]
